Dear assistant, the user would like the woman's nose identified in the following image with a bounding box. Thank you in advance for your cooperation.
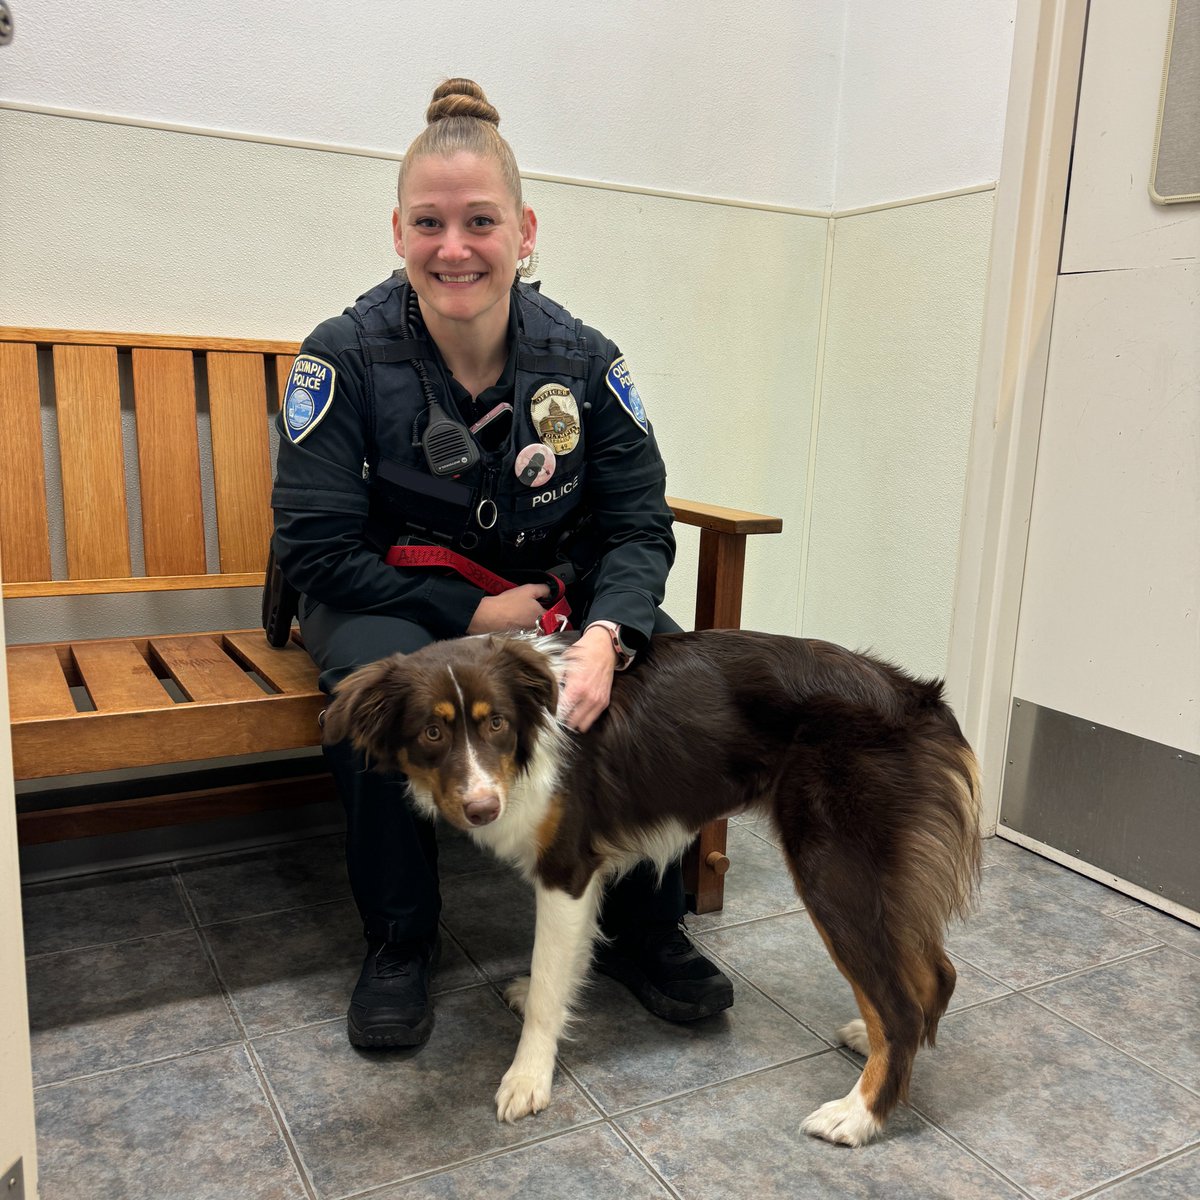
[438,230,471,262]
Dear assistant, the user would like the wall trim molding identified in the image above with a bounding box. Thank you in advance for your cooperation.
[1,100,994,220]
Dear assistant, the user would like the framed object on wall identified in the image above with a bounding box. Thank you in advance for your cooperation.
[1151,0,1200,203]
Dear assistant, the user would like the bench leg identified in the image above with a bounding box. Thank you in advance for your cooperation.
[683,527,749,913]
[684,818,731,915]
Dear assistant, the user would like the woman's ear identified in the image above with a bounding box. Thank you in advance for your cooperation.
[392,206,405,260]
[519,204,538,261]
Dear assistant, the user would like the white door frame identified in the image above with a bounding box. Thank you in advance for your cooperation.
[946,0,1089,833]
[0,554,38,1194]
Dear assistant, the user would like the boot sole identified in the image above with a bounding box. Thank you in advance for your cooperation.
[594,955,734,1023]
[347,1010,434,1048]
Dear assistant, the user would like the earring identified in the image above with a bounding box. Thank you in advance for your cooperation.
[517,250,539,279]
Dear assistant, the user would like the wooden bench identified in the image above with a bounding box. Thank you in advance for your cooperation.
[0,327,782,912]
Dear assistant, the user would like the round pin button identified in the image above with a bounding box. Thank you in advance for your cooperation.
[515,443,556,488]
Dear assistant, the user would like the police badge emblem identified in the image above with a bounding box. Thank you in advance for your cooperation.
[529,383,581,455]
[283,353,337,444]
[605,355,649,434]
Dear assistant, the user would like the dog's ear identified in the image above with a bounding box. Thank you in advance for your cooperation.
[322,654,411,765]
[492,636,559,719]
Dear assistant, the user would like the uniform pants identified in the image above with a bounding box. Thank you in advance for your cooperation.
[301,601,686,945]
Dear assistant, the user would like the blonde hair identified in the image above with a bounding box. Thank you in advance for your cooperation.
[397,78,523,209]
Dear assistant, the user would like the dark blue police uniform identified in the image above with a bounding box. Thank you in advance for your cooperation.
[271,271,686,952]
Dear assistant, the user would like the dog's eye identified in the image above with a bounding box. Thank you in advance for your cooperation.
[489,715,506,732]
[423,725,442,742]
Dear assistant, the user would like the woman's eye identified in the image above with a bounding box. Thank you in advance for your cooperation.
[414,217,439,229]
[470,215,496,228]
[424,725,442,741]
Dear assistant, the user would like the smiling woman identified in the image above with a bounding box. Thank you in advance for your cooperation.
[268,76,734,1055]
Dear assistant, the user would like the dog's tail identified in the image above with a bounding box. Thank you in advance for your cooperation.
[898,731,981,1046]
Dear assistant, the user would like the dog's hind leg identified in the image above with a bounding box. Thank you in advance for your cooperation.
[781,849,924,1146]
[495,876,601,1123]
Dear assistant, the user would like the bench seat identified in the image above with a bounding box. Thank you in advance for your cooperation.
[0,326,783,911]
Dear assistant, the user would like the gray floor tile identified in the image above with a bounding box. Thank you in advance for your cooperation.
[203,899,482,1038]
[1092,1145,1200,1198]
[983,836,1144,914]
[947,864,1161,988]
[436,823,497,877]
[178,834,350,924]
[253,989,599,1198]
[698,910,1010,1046]
[372,1125,673,1199]
[34,1045,306,1200]
[27,929,239,1086]
[688,824,804,933]
[910,993,1200,1200]
[618,1053,1025,1199]
[1030,947,1200,1091]
[561,970,824,1114]
[440,866,536,982]
[22,867,191,955]
[1110,904,1200,961]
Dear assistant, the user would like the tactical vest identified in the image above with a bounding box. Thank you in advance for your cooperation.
[352,272,594,575]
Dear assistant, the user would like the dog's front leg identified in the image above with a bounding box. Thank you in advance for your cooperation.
[496,877,600,1123]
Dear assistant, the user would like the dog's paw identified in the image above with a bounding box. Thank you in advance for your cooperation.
[836,1018,871,1056]
[495,1068,552,1123]
[503,976,531,1017]
[800,1085,882,1147]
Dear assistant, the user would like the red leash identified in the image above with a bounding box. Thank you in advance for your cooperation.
[384,543,572,635]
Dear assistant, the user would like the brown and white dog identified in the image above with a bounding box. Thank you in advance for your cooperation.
[322,629,981,1145]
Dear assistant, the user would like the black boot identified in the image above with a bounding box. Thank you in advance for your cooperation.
[347,934,440,1048]
[594,922,734,1022]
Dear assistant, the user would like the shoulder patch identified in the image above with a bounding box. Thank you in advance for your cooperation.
[283,354,337,444]
[604,356,649,434]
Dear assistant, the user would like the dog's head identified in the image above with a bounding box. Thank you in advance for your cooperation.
[322,635,560,832]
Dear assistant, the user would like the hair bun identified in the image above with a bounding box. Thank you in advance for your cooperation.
[426,78,501,127]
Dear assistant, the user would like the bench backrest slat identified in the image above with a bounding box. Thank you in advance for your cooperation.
[0,342,54,583]
[53,344,133,580]
[132,348,208,576]
[208,352,277,574]
[0,328,301,596]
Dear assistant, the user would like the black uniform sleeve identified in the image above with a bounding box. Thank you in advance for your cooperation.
[270,320,484,637]
[577,334,676,647]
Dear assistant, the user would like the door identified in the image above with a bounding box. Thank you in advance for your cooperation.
[999,0,1200,919]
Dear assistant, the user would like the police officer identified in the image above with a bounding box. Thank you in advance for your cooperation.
[271,78,733,1048]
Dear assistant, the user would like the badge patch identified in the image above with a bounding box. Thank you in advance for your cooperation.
[529,383,581,455]
[283,354,337,444]
[605,356,648,434]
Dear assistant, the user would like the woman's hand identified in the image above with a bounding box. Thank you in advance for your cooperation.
[559,625,618,732]
[468,584,551,634]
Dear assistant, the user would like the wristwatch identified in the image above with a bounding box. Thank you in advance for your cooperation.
[587,620,636,671]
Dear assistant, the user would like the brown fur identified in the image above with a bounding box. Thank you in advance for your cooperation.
[323,629,982,1142]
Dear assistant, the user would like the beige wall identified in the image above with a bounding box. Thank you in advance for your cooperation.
[803,190,996,676]
[0,107,827,645]
[1,107,996,670]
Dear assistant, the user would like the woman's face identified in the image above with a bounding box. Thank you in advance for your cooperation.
[394,151,536,342]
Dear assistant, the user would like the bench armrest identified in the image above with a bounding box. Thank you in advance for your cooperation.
[665,496,783,631]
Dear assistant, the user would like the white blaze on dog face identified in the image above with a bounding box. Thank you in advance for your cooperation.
[327,636,561,838]
[399,664,524,833]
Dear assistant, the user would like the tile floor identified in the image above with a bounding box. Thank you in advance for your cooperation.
[21,816,1200,1200]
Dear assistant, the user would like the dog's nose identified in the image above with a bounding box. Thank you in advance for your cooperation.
[463,796,500,826]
